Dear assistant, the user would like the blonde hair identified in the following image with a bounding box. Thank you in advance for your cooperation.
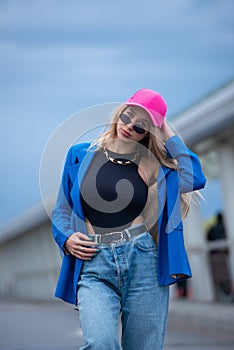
[91,104,177,170]
[91,104,194,220]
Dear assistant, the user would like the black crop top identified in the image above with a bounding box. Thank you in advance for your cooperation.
[80,148,148,234]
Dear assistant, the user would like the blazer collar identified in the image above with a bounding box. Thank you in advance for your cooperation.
[77,144,97,189]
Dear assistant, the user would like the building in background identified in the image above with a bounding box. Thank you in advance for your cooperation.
[0,80,234,302]
[0,199,60,301]
[172,79,234,302]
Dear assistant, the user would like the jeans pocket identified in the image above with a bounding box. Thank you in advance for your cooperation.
[135,232,158,252]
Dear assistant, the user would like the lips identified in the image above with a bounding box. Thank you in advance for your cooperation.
[121,128,131,137]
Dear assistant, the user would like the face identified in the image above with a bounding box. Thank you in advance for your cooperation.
[116,106,151,143]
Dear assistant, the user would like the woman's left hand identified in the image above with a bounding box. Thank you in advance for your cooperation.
[160,120,175,142]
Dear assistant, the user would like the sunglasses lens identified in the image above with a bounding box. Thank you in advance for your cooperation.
[119,113,146,135]
[133,125,146,134]
[119,113,131,125]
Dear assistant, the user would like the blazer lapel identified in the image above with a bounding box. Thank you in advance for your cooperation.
[71,146,97,219]
[157,165,170,231]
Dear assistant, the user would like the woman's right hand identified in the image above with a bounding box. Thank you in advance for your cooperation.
[64,232,100,260]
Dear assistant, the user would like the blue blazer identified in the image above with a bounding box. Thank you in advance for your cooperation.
[52,135,206,304]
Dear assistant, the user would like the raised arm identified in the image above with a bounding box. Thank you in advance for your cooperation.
[160,121,206,193]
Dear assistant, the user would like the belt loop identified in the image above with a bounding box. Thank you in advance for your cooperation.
[95,234,100,244]
[124,228,131,241]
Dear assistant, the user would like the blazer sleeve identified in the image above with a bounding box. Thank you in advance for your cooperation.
[52,146,78,250]
[165,135,206,193]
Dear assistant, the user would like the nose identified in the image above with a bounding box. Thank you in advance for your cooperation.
[126,122,134,130]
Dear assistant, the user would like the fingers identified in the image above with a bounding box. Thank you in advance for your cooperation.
[64,232,100,260]
[75,245,100,260]
[160,120,175,141]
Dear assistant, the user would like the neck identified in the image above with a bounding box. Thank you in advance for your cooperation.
[105,138,137,154]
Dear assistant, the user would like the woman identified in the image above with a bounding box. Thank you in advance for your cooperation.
[52,88,206,350]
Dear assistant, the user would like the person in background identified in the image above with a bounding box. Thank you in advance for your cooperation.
[207,212,233,301]
[52,88,206,350]
[207,212,226,241]
[177,280,188,298]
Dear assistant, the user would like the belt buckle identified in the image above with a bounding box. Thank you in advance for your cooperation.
[111,231,124,243]
[96,231,124,244]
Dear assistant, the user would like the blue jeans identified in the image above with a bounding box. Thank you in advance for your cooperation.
[77,231,169,350]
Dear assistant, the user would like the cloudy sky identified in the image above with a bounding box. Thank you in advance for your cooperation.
[0,0,234,225]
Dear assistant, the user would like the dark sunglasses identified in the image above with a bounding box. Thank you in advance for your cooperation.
[119,113,147,135]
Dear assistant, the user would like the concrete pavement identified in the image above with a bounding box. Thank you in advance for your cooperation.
[0,300,82,350]
[0,299,233,349]
[168,298,234,334]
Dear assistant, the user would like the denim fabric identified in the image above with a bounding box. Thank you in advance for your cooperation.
[77,231,169,350]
